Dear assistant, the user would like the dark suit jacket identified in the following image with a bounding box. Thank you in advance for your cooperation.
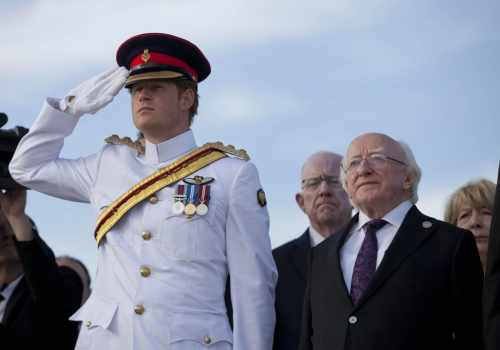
[300,206,484,350]
[273,230,311,350]
[484,162,500,350]
[0,236,82,350]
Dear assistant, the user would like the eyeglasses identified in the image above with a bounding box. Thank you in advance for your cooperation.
[301,175,342,190]
[343,153,406,173]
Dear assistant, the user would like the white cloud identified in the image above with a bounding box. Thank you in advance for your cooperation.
[0,0,393,78]
[202,86,306,123]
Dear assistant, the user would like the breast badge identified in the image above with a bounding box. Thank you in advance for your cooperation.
[257,189,267,207]
[172,176,214,218]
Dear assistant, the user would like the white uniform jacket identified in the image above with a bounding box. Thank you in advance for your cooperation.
[10,101,278,350]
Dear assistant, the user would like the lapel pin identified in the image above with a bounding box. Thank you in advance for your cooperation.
[422,221,432,229]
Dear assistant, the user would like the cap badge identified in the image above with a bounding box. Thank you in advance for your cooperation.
[141,49,151,63]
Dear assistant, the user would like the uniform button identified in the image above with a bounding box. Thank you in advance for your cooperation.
[85,320,92,328]
[348,316,358,324]
[134,304,145,315]
[142,231,152,240]
[148,195,159,204]
[203,335,212,345]
[140,266,151,277]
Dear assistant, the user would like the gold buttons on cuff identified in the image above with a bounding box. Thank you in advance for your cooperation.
[134,304,145,315]
[142,231,152,240]
[85,320,92,328]
[140,266,151,277]
[203,335,212,345]
[148,195,159,204]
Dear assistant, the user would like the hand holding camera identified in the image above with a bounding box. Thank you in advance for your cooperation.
[0,113,28,191]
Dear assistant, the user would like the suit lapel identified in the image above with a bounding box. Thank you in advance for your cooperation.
[290,230,311,282]
[353,206,437,309]
[329,214,359,306]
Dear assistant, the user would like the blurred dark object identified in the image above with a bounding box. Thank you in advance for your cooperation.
[0,113,29,190]
[0,113,7,128]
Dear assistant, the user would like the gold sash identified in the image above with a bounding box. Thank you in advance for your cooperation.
[94,144,233,245]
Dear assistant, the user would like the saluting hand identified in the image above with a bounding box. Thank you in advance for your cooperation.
[59,67,129,117]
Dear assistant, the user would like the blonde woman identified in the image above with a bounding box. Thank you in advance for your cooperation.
[445,178,496,270]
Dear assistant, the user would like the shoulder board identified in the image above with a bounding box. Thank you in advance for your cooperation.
[203,141,250,160]
[105,134,145,155]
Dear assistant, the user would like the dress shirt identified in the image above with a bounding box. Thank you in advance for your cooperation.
[340,200,412,291]
[308,226,326,247]
[0,275,23,321]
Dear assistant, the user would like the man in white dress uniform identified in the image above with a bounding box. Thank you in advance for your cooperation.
[9,33,277,350]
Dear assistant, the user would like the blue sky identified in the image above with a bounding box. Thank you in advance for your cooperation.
[1,0,499,276]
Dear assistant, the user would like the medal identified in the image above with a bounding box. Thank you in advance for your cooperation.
[179,176,214,218]
[184,203,197,217]
[183,183,197,217]
[172,184,186,214]
[196,184,210,216]
[172,201,185,215]
[196,203,208,216]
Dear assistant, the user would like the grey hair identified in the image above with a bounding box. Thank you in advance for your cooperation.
[399,141,421,204]
[340,139,421,204]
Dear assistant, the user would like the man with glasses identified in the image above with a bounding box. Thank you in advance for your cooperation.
[273,151,351,350]
[300,133,483,350]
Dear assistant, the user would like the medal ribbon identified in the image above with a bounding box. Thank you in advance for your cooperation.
[200,185,210,204]
[185,184,192,205]
[175,184,185,202]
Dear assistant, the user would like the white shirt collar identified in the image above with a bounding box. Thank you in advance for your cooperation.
[308,226,327,247]
[144,129,197,164]
[1,274,23,303]
[356,200,413,232]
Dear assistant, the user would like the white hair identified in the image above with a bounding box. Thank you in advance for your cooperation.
[399,140,421,203]
[340,138,422,204]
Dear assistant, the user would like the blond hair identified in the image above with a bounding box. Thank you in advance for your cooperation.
[444,178,496,225]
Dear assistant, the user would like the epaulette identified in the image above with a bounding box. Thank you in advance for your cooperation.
[105,134,145,155]
[204,141,250,160]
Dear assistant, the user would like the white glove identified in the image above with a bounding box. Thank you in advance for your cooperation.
[59,67,129,117]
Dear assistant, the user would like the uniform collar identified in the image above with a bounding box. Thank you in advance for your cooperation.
[144,129,197,164]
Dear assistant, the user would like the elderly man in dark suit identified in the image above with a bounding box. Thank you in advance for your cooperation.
[273,151,351,350]
[0,189,83,349]
[300,133,484,350]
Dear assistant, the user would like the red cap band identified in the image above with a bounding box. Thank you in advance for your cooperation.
[130,51,198,81]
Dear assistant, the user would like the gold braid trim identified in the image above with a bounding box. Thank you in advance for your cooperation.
[105,134,145,155]
[94,144,231,245]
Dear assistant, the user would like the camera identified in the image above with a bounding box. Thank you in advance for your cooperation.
[0,113,29,190]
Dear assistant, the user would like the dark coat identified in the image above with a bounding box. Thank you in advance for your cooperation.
[0,236,83,350]
[273,230,311,350]
[300,206,484,350]
[484,162,500,350]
